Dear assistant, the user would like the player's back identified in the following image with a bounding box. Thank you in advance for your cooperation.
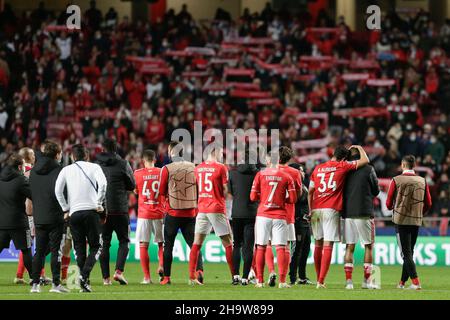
[195,161,228,214]
[134,167,163,219]
[251,167,295,220]
[310,160,357,211]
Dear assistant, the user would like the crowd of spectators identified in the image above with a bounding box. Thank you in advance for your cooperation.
[0,1,449,227]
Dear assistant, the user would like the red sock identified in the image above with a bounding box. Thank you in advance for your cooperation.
[265,245,275,274]
[189,244,201,279]
[313,245,323,280]
[412,277,420,286]
[158,243,164,269]
[276,246,287,283]
[40,268,45,277]
[363,263,372,280]
[256,246,266,284]
[139,245,150,279]
[344,263,353,281]
[16,251,25,278]
[224,244,234,276]
[318,246,333,284]
[61,256,70,279]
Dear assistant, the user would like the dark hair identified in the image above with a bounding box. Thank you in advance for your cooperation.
[72,144,87,162]
[43,140,62,159]
[348,147,361,161]
[143,150,156,162]
[168,141,183,157]
[103,138,118,153]
[279,146,294,164]
[6,153,24,168]
[333,145,350,161]
[402,155,416,169]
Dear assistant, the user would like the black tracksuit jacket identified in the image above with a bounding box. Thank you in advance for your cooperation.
[0,166,31,229]
[29,156,64,226]
[96,152,136,214]
[229,164,259,219]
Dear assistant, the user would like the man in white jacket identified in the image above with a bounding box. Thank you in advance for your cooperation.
[55,144,107,293]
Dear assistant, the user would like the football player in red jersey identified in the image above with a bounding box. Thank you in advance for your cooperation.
[250,152,297,288]
[309,145,369,288]
[264,147,302,287]
[134,150,165,284]
[188,145,233,285]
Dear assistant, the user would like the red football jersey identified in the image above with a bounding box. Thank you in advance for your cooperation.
[278,165,302,224]
[134,167,164,219]
[250,168,297,220]
[195,161,228,214]
[310,160,358,211]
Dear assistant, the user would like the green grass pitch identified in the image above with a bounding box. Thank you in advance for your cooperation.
[0,262,448,300]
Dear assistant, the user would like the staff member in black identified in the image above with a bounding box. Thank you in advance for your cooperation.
[96,139,135,286]
[55,144,107,293]
[386,155,432,290]
[228,148,259,286]
[0,154,33,283]
[288,163,313,286]
[29,141,69,293]
[342,148,380,290]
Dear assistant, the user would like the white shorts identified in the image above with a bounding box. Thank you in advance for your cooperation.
[311,209,340,242]
[342,218,375,245]
[255,216,287,246]
[195,213,231,237]
[136,218,164,243]
[287,223,296,242]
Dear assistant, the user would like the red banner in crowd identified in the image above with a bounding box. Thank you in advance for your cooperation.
[185,47,216,56]
[140,65,171,75]
[350,59,380,69]
[342,73,371,81]
[292,138,329,150]
[333,107,390,118]
[229,90,272,99]
[366,79,397,87]
[222,37,274,46]
[248,98,281,107]
[182,71,210,78]
[295,152,329,163]
[224,68,255,78]
[76,110,116,119]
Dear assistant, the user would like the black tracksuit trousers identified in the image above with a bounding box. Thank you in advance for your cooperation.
[231,218,255,279]
[163,214,203,277]
[99,214,130,279]
[396,224,419,282]
[289,221,311,283]
[31,223,64,285]
[70,210,102,280]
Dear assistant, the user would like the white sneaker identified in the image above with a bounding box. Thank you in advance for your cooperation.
[345,280,354,290]
[407,284,422,290]
[49,284,70,293]
[248,269,256,283]
[14,277,26,285]
[255,283,265,288]
[241,279,249,286]
[113,272,128,285]
[278,283,291,289]
[188,279,203,286]
[316,283,327,289]
[140,278,152,285]
[103,278,112,286]
[30,283,41,293]
[362,279,380,289]
[397,283,405,289]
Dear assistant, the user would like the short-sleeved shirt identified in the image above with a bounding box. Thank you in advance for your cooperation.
[310,160,357,211]
[278,165,302,224]
[134,167,164,219]
[195,161,228,214]
[250,168,297,220]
